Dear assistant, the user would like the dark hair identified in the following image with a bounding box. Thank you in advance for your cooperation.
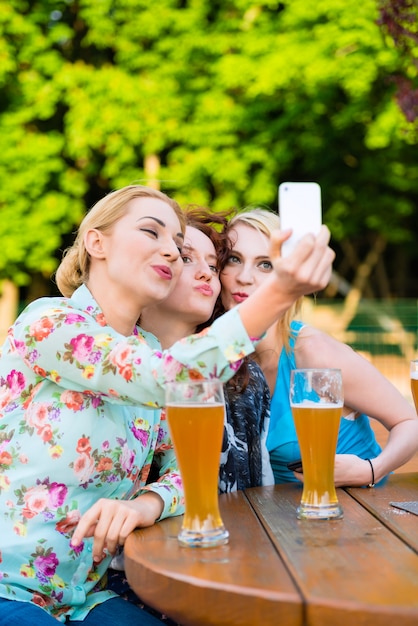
[183,205,230,264]
[182,205,230,333]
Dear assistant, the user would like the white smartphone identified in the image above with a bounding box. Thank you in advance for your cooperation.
[278,182,322,257]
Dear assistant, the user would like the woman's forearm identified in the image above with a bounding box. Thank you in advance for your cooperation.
[372,418,418,482]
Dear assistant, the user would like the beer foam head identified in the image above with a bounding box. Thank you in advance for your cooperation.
[290,399,344,408]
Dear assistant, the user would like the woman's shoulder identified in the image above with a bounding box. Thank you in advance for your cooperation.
[17,286,100,325]
[14,294,70,323]
[295,321,333,341]
[295,324,355,366]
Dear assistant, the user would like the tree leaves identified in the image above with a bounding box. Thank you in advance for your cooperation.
[0,0,417,296]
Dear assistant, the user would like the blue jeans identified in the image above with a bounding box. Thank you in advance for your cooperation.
[0,597,165,625]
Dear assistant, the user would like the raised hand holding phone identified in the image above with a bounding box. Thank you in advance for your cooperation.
[279,182,322,257]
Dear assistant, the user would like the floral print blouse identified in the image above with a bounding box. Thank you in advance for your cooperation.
[0,285,257,621]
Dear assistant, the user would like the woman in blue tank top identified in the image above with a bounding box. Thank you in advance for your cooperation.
[220,208,418,487]
[269,320,382,483]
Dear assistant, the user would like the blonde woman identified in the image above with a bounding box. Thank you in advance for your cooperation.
[220,208,418,487]
[0,186,333,625]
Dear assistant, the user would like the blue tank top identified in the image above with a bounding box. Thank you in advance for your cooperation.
[267,320,382,484]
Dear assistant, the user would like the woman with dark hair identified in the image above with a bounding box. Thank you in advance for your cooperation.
[140,206,274,492]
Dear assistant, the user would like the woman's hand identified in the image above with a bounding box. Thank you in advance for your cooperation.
[237,226,335,339]
[269,225,335,299]
[291,454,374,488]
[70,492,164,563]
[333,454,375,487]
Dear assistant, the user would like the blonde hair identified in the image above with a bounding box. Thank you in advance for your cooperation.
[226,208,303,350]
[229,207,281,236]
[55,185,185,298]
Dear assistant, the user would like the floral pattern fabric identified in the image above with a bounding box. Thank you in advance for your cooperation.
[0,285,257,622]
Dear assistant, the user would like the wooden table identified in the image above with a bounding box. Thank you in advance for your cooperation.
[124,473,418,626]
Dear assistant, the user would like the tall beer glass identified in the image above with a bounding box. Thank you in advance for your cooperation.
[290,368,344,520]
[165,379,229,547]
[411,360,418,413]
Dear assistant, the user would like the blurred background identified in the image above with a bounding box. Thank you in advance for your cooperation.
[0,1,417,429]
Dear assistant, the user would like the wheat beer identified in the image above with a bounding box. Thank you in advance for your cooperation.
[165,380,229,547]
[411,361,418,413]
[292,403,342,508]
[166,403,224,530]
[290,368,344,520]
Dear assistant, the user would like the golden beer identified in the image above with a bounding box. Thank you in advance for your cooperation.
[290,368,344,520]
[292,404,342,508]
[410,362,418,413]
[411,378,418,413]
[165,379,229,547]
[166,403,225,531]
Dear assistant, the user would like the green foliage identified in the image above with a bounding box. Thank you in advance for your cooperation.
[0,0,417,294]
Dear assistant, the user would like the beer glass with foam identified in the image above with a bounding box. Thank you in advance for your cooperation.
[165,379,229,547]
[411,360,418,413]
[290,368,344,520]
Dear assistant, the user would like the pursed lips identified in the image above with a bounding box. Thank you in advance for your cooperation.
[195,284,214,296]
[232,292,249,303]
[152,265,173,280]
